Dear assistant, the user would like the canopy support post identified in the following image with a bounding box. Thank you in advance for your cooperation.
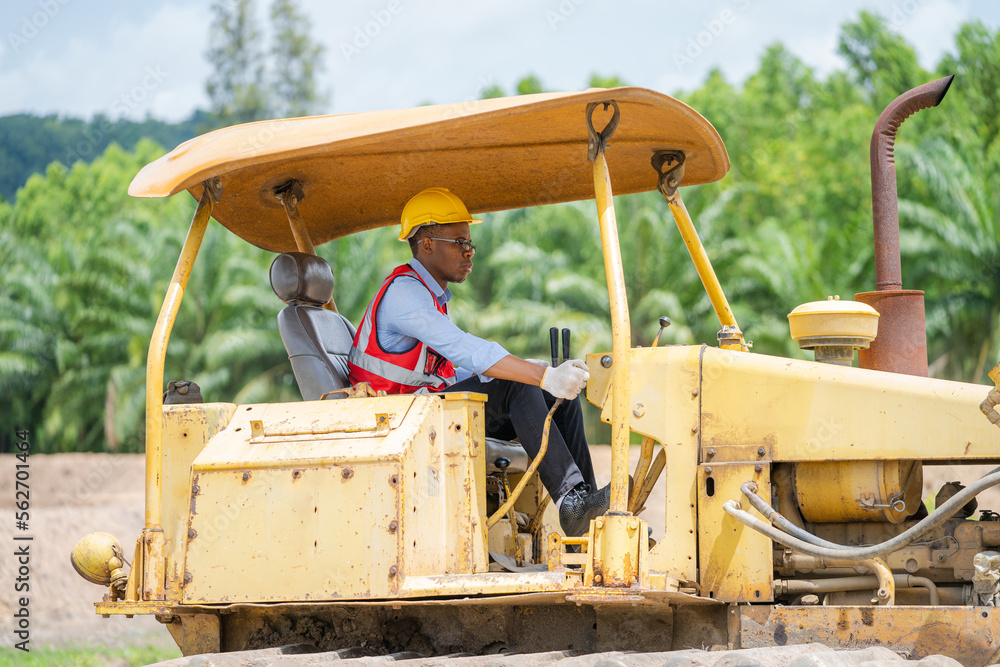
[275,180,338,312]
[142,179,218,600]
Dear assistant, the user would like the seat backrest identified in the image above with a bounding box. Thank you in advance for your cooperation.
[270,253,357,400]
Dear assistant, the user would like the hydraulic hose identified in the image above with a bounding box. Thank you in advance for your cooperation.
[740,481,844,550]
[724,467,1000,561]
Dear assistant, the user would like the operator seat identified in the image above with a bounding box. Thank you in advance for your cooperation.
[270,252,528,473]
[270,252,357,400]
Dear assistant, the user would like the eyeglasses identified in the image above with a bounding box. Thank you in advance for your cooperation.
[428,238,476,253]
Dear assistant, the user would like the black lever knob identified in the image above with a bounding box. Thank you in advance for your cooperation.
[652,316,672,348]
[549,327,559,367]
[561,328,570,363]
[495,457,510,472]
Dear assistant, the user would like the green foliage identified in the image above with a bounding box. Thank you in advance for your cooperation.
[270,0,328,118]
[479,84,506,99]
[0,644,180,666]
[588,74,629,89]
[205,0,268,125]
[516,75,545,95]
[0,113,202,201]
[4,13,1000,452]
[206,0,327,126]
[839,11,928,106]
[0,140,292,452]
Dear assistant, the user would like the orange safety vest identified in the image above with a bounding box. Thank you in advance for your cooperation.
[347,264,458,394]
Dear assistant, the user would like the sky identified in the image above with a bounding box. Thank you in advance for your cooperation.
[2,0,1000,123]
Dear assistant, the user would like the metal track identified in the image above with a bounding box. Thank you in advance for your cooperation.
[147,644,961,667]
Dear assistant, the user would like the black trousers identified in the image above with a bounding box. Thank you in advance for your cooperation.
[445,376,596,500]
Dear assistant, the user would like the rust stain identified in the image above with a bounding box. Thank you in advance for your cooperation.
[189,475,199,516]
[837,609,850,633]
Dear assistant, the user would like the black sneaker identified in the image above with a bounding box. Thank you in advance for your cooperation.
[559,483,611,537]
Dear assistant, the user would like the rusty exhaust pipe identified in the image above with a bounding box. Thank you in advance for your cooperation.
[856,75,954,376]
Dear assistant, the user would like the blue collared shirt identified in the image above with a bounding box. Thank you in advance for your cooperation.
[375,258,509,382]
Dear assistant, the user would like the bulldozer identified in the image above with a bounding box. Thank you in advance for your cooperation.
[71,78,1000,666]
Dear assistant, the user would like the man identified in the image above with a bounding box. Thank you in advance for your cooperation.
[348,186,610,536]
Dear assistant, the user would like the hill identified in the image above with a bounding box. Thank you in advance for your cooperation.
[0,111,210,201]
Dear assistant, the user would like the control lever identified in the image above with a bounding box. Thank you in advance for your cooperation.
[652,316,672,348]
[487,326,568,535]
[494,456,523,565]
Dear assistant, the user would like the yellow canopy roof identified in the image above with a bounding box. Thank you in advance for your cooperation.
[129,87,729,252]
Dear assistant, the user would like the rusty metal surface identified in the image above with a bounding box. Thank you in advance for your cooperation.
[143,598,730,662]
[161,403,237,600]
[588,515,646,588]
[870,76,953,292]
[737,604,1000,666]
[860,76,951,377]
[855,290,928,376]
[164,613,220,656]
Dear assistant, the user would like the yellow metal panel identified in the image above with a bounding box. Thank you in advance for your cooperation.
[160,403,236,599]
[183,463,400,602]
[587,346,702,583]
[176,393,499,603]
[584,353,612,411]
[698,462,772,603]
[403,397,488,577]
[699,346,1000,461]
[737,605,1000,667]
[602,347,702,583]
[190,396,418,472]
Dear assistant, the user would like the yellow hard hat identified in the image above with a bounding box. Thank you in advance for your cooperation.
[399,187,483,241]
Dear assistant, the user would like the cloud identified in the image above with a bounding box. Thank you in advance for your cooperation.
[892,0,968,68]
[0,1,207,121]
[0,0,996,122]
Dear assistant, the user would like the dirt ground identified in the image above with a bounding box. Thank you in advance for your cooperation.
[0,452,998,652]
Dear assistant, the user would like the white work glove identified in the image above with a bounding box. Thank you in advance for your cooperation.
[525,359,551,367]
[540,359,590,400]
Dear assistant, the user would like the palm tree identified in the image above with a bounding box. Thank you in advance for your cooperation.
[0,230,59,452]
[896,138,1000,382]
